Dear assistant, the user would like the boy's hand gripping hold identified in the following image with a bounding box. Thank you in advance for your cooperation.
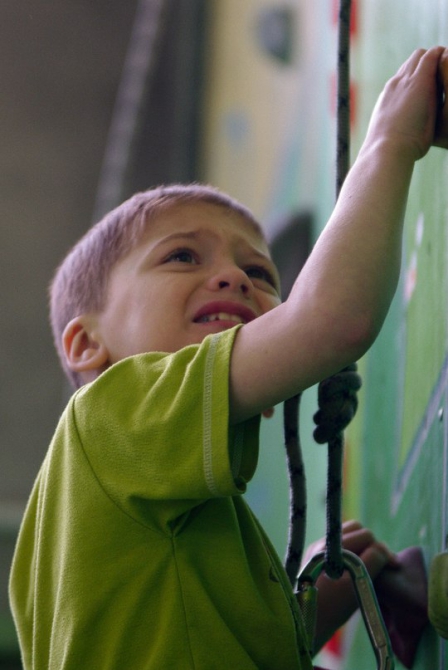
[366,47,448,158]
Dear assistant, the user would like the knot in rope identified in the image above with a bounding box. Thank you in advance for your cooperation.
[313,363,361,579]
[313,363,361,445]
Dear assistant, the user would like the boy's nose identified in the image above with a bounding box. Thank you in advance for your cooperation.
[208,266,251,295]
[217,279,249,294]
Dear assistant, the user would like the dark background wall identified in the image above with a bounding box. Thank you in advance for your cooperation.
[0,1,207,663]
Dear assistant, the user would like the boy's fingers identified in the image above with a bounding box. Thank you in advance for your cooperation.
[340,522,399,568]
[397,46,441,77]
[360,543,400,580]
[302,521,399,573]
[341,527,375,554]
[341,519,362,533]
[398,47,427,75]
[359,545,391,579]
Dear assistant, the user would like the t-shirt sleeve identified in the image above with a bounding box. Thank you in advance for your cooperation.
[69,328,261,530]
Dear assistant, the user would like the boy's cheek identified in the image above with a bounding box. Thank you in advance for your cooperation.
[263,294,282,313]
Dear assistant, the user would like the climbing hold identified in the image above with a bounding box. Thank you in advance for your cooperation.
[255,7,295,64]
[375,546,428,668]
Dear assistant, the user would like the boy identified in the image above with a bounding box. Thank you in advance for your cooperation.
[9,48,448,669]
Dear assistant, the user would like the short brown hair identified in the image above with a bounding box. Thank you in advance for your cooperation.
[49,183,263,387]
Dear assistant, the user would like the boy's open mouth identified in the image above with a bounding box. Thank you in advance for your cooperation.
[193,302,257,326]
[196,313,246,324]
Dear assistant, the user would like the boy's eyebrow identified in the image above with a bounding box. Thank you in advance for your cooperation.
[152,230,202,247]
[137,230,202,265]
[150,229,274,265]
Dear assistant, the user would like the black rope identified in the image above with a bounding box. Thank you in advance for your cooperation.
[336,0,352,199]
[283,365,361,585]
[313,364,361,579]
[284,0,357,585]
[320,0,353,580]
[284,394,306,587]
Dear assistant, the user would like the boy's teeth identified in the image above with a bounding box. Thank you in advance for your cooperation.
[200,312,245,324]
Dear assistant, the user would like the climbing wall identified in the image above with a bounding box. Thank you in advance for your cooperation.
[202,1,448,668]
[343,1,448,668]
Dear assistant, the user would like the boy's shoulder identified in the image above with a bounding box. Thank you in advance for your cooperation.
[77,327,240,400]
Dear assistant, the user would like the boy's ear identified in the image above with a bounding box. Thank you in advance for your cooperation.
[62,316,109,374]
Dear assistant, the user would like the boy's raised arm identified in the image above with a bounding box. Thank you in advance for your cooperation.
[229,47,448,424]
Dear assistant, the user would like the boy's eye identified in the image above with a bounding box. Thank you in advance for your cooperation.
[164,249,198,265]
[245,265,276,287]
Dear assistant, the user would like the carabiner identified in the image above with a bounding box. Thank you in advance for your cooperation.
[296,549,395,670]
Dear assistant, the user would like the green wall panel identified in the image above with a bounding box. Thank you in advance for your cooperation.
[343,1,448,667]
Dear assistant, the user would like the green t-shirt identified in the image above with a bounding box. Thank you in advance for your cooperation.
[10,329,313,669]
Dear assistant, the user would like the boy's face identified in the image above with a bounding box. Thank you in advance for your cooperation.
[94,202,281,365]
